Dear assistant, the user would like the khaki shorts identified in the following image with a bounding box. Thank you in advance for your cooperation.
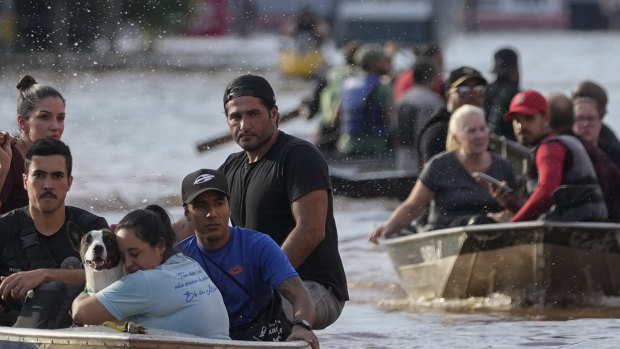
[280,280,345,330]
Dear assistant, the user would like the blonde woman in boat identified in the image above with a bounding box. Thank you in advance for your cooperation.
[369,104,517,243]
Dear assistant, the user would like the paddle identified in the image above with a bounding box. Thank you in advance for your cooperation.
[195,108,302,153]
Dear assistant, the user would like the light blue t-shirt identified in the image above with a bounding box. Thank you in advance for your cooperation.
[97,253,230,339]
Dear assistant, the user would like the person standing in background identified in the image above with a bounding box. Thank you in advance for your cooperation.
[336,43,393,157]
[417,66,487,169]
[393,58,445,172]
[484,47,520,141]
[312,40,364,151]
[570,80,620,167]
[392,42,445,103]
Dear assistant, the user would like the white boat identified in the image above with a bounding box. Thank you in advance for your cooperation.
[380,221,620,306]
[0,325,310,349]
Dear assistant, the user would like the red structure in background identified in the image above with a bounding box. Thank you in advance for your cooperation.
[186,0,228,36]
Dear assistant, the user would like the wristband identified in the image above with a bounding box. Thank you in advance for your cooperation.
[293,319,312,331]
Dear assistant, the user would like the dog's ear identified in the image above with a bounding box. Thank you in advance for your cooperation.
[67,222,83,252]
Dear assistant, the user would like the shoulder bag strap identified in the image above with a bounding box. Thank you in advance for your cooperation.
[17,209,57,270]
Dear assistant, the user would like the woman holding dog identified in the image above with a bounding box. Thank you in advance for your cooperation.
[71,205,230,339]
[0,75,66,214]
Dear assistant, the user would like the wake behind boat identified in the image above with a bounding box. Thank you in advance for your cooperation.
[0,325,311,349]
[380,221,620,306]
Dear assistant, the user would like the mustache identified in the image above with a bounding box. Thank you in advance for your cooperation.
[38,191,57,199]
[235,132,256,142]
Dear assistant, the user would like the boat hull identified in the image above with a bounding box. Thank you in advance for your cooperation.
[381,221,620,305]
[325,155,416,200]
[0,325,311,348]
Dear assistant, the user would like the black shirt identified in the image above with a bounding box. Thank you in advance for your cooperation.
[598,123,620,168]
[418,107,452,169]
[219,131,349,302]
[0,206,109,277]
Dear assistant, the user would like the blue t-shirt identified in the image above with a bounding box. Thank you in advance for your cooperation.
[176,226,298,329]
[97,253,230,339]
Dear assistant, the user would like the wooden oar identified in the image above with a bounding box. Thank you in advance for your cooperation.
[195,108,302,153]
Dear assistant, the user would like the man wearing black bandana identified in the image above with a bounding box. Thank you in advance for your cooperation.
[218,74,348,330]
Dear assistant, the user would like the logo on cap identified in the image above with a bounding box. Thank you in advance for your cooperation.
[194,174,215,186]
[513,93,526,106]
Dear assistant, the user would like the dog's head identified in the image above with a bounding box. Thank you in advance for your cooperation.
[68,222,121,271]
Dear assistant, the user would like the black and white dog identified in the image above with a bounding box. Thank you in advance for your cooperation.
[68,222,124,293]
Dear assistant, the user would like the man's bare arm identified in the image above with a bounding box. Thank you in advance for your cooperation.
[282,189,327,268]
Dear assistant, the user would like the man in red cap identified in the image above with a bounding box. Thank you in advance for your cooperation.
[493,89,607,222]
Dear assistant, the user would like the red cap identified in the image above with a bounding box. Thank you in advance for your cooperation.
[503,89,548,121]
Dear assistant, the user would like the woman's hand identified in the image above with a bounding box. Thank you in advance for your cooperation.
[0,131,13,171]
[369,225,390,244]
[480,179,513,207]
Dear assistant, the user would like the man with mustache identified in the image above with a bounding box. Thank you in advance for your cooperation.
[491,90,607,222]
[0,137,109,328]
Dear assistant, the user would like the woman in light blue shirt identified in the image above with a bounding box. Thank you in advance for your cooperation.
[72,205,229,339]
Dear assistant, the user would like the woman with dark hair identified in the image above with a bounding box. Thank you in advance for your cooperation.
[71,205,230,339]
[0,75,66,214]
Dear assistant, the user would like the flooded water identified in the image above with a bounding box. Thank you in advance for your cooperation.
[2,30,620,348]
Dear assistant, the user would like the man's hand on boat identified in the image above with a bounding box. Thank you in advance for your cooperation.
[288,324,320,349]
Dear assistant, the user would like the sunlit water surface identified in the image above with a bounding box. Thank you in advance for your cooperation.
[2,31,620,348]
